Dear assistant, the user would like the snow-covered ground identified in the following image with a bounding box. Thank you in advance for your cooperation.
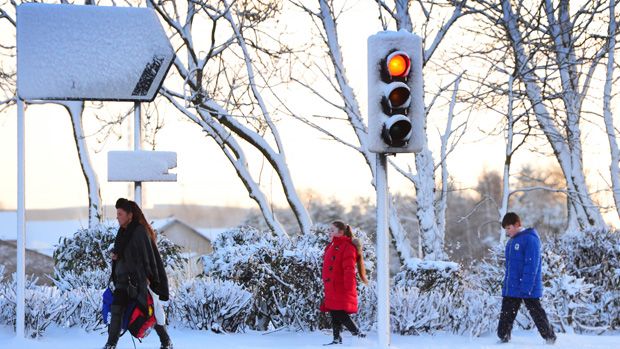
[1,325,618,349]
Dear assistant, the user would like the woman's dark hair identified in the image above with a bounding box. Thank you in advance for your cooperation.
[501,212,521,228]
[115,198,157,244]
[332,220,353,238]
[115,198,132,214]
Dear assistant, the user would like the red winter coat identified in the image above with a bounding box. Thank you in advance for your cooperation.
[320,235,358,314]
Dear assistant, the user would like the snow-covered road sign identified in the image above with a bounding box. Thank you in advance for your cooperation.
[108,151,177,182]
[17,3,174,102]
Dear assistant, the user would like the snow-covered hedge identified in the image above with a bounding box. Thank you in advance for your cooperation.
[169,278,252,333]
[202,224,375,331]
[1,226,618,338]
[389,258,499,336]
[0,272,69,338]
[543,230,620,332]
[53,224,187,289]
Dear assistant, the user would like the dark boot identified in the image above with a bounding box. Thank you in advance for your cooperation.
[341,313,364,337]
[103,305,123,349]
[155,324,173,349]
[324,313,342,345]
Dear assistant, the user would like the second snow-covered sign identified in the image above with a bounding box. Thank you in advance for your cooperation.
[108,151,177,182]
[17,3,173,102]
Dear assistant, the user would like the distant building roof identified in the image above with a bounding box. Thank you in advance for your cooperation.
[0,211,84,257]
[196,228,227,242]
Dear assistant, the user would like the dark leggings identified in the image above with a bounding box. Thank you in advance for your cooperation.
[330,310,360,337]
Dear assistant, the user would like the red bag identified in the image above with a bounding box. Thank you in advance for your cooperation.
[127,292,156,340]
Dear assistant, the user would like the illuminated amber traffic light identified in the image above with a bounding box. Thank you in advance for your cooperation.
[387,52,410,78]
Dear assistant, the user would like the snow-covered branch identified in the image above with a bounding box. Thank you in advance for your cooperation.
[162,88,288,237]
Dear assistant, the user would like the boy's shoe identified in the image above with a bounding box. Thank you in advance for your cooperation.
[161,341,174,349]
[545,336,557,345]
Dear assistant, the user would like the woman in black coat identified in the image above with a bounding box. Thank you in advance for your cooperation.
[103,198,172,349]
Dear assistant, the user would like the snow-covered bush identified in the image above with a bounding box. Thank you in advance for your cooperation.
[56,286,105,331]
[392,259,468,334]
[0,273,66,338]
[355,281,377,332]
[170,278,252,333]
[0,266,13,328]
[25,285,66,338]
[53,224,186,289]
[454,288,500,336]
[542,231,620,332]
[202,224,375,331]
[53,225,117,285]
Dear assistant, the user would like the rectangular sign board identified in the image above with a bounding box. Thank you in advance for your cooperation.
[17,4,174,102]
[108,151,177,182]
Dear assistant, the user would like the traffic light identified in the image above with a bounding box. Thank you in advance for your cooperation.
[368,31,425,153]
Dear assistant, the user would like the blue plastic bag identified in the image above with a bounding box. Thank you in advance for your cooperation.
[102,287,136,331]
[102,287,114,325]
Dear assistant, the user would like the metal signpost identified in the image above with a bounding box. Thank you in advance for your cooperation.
[14,3,174,337]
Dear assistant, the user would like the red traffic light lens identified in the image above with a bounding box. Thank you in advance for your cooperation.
[387,53,410,78]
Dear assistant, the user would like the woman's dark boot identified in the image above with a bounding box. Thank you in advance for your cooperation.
[341,315,365,337]
[324,322,342,346]
[102,305,123,349]
[155,324,173,349]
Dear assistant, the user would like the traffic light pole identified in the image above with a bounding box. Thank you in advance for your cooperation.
[376,153,390,348]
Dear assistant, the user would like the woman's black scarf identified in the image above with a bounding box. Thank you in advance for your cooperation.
[113,220,140,259]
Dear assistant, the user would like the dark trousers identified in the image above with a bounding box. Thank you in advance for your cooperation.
[497,297,556,341]
[106,289,130,346]
[330,310,360,339]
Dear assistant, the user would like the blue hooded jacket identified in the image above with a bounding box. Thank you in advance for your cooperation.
[502,228,543,298]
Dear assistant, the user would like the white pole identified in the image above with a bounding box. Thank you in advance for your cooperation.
[16,98,26,338]
[134,102,142,207]
[376,153,390,348]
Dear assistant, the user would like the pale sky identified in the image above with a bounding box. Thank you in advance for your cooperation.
[0,1,618,227]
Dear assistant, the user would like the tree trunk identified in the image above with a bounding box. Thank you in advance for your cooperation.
[63,101,102,229]
[603,0,620,220]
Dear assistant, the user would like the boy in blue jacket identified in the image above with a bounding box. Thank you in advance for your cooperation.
[497,212,556,344]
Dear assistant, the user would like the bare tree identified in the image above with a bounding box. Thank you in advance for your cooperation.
[603,0,620,220]
[465,0,612,231]
[289,0,471,261]
[147,0,312,236]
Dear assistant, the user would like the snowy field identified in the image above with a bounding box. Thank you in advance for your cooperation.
[1,326,618,349]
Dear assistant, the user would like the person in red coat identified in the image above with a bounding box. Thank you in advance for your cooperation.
[320,221,368,345]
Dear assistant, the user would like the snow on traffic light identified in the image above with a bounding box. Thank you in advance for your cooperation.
[368,31,425,154]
